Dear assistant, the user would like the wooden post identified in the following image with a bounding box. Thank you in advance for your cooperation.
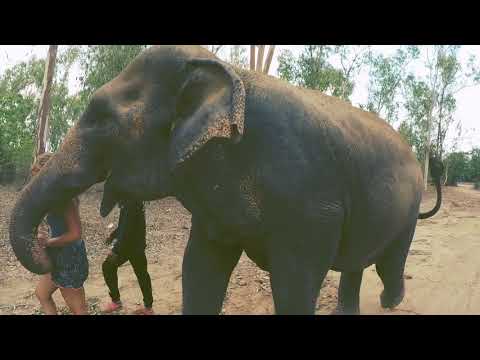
[250,45,256,71]
[256,45,265,72]
[34,45,58,161]
[263,45,276,74]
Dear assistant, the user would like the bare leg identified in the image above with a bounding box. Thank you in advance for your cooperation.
[60,287,88,315]
[35,274,59,315]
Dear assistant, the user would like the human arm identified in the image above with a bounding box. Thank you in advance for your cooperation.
[45,201,82,248]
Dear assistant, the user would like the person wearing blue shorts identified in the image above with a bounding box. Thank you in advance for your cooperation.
[33,153,89,315]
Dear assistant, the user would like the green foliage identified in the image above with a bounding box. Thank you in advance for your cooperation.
[469,148,480,181]
[277,46,368,102]
[444,151,470,186]
[0,57,44,182]
[365,45,419,123]
[402,76,432,161]
[227,45,248,69]
[79,45,148,103]
[438,148,480,187]
[398,46,480,165]
[48,46,84,151]
[0,45,136,181]
[2,44,480,188]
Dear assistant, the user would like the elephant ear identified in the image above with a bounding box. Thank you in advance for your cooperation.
[169,58,245,169]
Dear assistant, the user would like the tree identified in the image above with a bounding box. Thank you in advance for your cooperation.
[0,57,44,181]
[35,45,58,158]
[443,151,469,186]
[204,45,224,55]
[431,46,480,160]
[277,45,361,102]
[79,45,148,104]
[334,45,371,101]
[0,46,88,182]
[263,45,276,74]
[402,76,433,160]
[364,45,419,123]
[404,46,480,189]
[469,148,480,182]
[228,45,248,68]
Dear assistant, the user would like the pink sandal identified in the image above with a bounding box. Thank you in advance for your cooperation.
[131,306,155,315]
[101,301,122,313]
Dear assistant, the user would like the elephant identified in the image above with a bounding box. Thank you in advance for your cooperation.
[9,45,443,315]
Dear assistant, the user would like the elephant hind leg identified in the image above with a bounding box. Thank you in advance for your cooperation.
[332,270,364,315]
[375,221,417,309]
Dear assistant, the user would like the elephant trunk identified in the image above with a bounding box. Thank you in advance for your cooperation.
[9,126,107,274]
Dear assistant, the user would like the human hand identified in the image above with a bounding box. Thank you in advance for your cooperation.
[37,232,49,248]
[105,233,115,245]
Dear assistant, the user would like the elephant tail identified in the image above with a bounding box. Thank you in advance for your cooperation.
[418,156,444,220]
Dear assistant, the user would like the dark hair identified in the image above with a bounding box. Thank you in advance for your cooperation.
[32,152,54,172]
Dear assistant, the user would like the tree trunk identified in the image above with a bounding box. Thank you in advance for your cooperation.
[423,48,442,191]
[424,97,435,190]
[436,87,446,159]
[263,45,276,74]
[33,45,58,162]
[443,161,449,186]
[423,149,430,191]
[250,45,256,71]
[256,45,265,72]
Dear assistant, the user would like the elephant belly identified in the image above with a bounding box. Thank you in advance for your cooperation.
[332,180,421,271]
[243,242,270,271]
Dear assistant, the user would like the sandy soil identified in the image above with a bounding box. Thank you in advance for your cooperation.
[1,183,479,315]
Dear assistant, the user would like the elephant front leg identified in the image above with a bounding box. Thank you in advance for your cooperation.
[182,222,242,315]
[268,224,341,315]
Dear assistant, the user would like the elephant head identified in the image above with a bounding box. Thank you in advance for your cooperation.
[10,45,246,274]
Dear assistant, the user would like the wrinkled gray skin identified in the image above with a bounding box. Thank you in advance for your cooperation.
[10,45,442,314]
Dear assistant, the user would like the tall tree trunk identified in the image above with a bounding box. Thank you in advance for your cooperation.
[424,96,435,190]
[34,45,58,162]
[263,45,276,74]
[256,45,265,72]
[443,161,449,186]
[424,47,442,191]
[250,45,256,71]
[436,87,446,159]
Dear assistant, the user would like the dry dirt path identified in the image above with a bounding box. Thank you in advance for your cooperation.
[1,183,479,315]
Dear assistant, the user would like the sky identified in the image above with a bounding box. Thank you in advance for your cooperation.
[1,45,479,152]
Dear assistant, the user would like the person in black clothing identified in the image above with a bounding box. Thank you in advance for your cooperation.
[101,200,154,315]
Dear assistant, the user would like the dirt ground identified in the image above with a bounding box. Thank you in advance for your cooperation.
[1,182,480,315]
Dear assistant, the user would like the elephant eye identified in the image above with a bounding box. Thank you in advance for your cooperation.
[95,107,112,124]
[84,95,115,126]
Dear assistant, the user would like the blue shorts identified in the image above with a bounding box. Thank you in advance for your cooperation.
[48,240,89,289]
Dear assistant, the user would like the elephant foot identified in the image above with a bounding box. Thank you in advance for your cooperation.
[330,304,360,315]
[380,281,405,309]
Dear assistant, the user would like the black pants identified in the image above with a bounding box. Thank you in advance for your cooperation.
[102,250,153,308]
